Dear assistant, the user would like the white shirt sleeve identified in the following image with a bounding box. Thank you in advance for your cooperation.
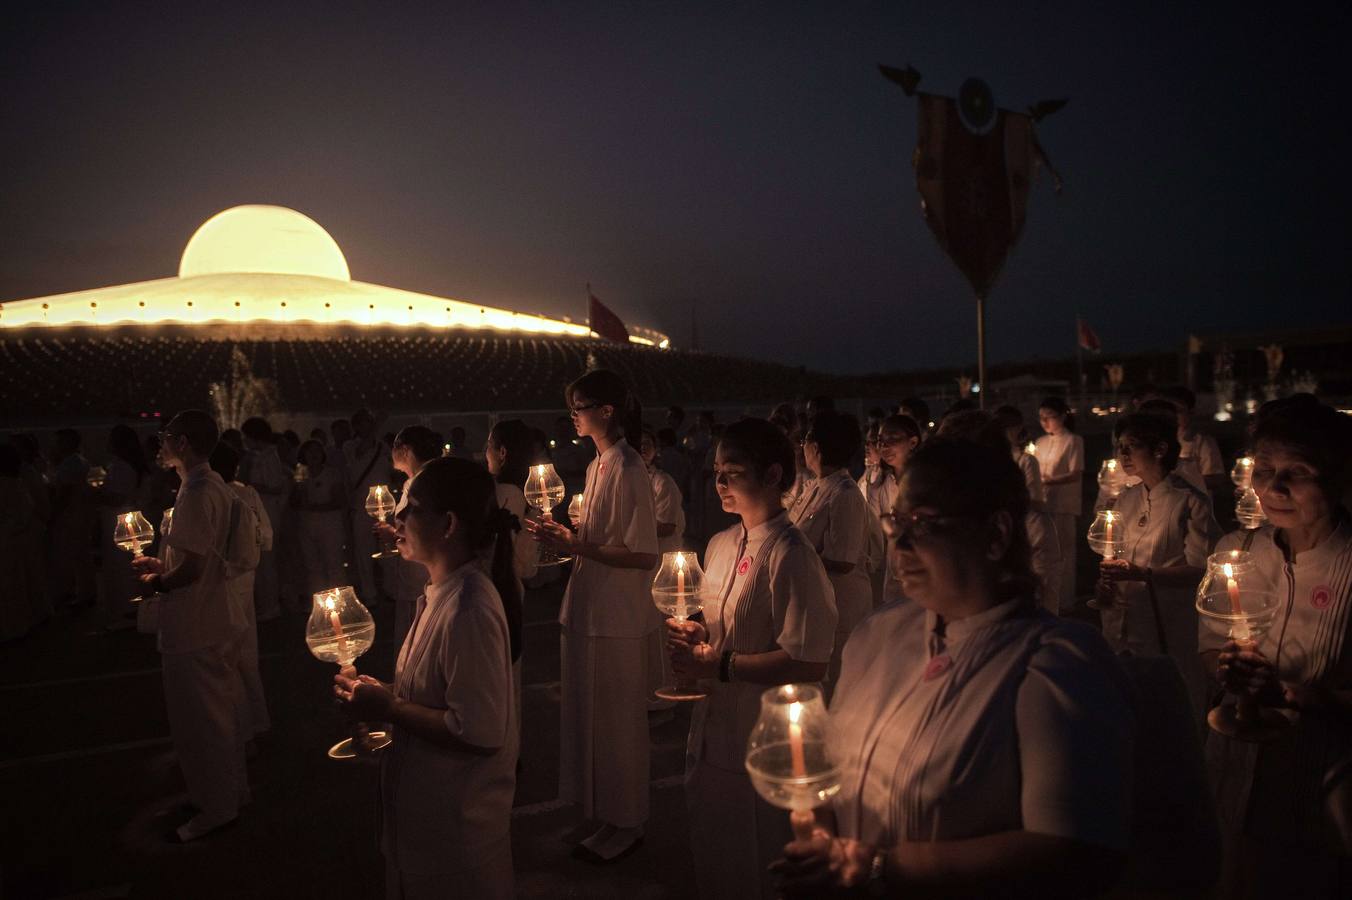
[769,538,837,662]
[1021,455,1045,505]
[1017,626,1134,850]
[439,603,512,750]
[652,472,683,527]
[167,486,217,558]
[821,485,867,567]
[243,484,273,551]
[618,464,660,556]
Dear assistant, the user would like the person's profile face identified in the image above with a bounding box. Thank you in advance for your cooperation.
[713,443,773,517]
[1038,408,1064,435]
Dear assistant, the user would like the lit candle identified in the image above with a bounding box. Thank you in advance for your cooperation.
[1223,562,1241,614]
[1104,510,1114,553]
[675,552,687,620]
[326,592,348,659]
[787,700,807,778]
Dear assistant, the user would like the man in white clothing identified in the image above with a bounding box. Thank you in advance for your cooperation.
[134,410,248,843]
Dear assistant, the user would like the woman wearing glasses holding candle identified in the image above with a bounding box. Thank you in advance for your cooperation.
[1095,411,1219,720]
[1035,397,1084,612]
[1200,396,1352,898]
[789,410,871,697]
[668,417,836,899]
[335,457,519,900]
[773,437,1132,898]
[526,369,659,863]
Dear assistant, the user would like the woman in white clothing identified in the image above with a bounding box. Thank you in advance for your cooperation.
[1035,397,1084,612]
[994,406,1061,614]
[527,369,659,863]
[774,437,1132,899]
[1201,396,1352,897]
[869,415,921,606]
[335,457,519,900]
[668,417,837,900]
[1094,412,1219,720]
[292,440,346,596]
[789,410,870,697]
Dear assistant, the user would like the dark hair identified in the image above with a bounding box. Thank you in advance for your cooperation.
[807,410,862,469]
[899,397,930,423]
[209,441,241,483]
[408,457,524,662]
[169,410,219,456]
[299,439,328,465]
[1138,397,1181,423]
[394,425,444,465]
[901,437,1035,606]
[768,403,796,434]
[241,417,274,443]
[936,410,1009,457]
[280,429,300,447]
[718,417,797,493]
[450,426,467,444]
[108,424,150,483]
[1252,394,1352,501]
[880,413,922,442]
[566,369,642,449]
[944,399,977,418]
[1038,396,1076,433]
[1161,385,1197,412]
[992,405,1024,430]
[487,419,533,488]
[1115,412,1182,473]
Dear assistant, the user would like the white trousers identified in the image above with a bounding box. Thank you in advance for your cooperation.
[685,758,791,900]
[161,638,247,824]
[559,629,650,828]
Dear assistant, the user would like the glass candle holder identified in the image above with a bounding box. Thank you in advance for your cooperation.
[365,484,398,558]
[1235,486,1266,530]
[652,551,708,702]
[1196,551,1286,741]
[567,492,584,528]
[305,586,390,759]
[745,684,841,840]
[524,463,571,566]
[86,465,107,488]
[1230,456,1254,490]
[1097,458,1126,500]
[1086,509,1127,610]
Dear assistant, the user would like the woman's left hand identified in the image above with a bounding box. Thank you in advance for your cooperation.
[1099,558,1146,583]
[334,673,395,720]
[669,639,720,680]
[771,829,876,896]
[524,516,576,554]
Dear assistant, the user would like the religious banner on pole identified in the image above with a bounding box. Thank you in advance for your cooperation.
[881,64,1063,406]
[587,284,630,343]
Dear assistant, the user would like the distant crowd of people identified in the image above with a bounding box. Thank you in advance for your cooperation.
[2,376,1349,898]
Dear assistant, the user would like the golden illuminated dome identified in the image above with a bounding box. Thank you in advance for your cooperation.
[179,205,350,281]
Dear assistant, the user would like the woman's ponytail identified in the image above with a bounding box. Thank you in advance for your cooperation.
[485,504,524,663]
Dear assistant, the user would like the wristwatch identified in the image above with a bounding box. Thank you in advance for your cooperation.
[866,848,887,897]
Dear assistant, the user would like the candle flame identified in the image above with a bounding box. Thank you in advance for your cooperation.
[1107,459,1117,470]
[675,552,684,570]
[1105,510,1114,523]
[1223,562,1234,579]
[788,701,803,724]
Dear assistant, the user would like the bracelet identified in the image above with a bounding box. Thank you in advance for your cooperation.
[719,650,735,682]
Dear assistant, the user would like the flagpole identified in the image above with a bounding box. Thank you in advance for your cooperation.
[976,293,987,410]
[1075,314,1086,416]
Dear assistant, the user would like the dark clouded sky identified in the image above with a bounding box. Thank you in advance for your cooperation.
[2,1,1348,374]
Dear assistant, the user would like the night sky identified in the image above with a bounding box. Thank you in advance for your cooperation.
[2,2,1348,375]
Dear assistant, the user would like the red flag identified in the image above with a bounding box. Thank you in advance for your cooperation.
[587,286,629,343]
[1077,316,1101,353]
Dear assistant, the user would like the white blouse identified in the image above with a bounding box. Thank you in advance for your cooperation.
[558,440,660,639]
[790,469,873,630]
[688,512,837,771]
[829,598,1133,850]
[649,467,686,555]
[382,562,517,874]
[1035,432,1084,516]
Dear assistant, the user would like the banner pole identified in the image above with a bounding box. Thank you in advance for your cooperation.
[1075,315,1086,416]
[976,293,987,410]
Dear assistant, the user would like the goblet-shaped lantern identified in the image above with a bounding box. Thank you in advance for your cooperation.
[1231,456,1254,490]
[293,463,308,483]
[1196,551,1286,741]
[1235,486,1266,530]
[745,684,841,841]
[114,510,155,559]
[652,551,708,702]
[524,463,571,566]
[1097,458,1126,500]
[86,465,107,488]
[305,586,390,759]
[567,492,585,528]
[1086,509,1127,611]
[365,484,398,558]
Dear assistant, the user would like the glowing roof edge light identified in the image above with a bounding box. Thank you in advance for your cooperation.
[0,205,669,347]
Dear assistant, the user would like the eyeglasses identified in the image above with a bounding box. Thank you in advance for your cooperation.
[880,511,977,545]
[569,402,602,414]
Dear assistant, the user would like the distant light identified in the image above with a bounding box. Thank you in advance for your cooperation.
[971,384,980,394]
[1214,411,1232,422]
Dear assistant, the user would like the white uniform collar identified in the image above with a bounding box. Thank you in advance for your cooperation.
[926,597,1023,656]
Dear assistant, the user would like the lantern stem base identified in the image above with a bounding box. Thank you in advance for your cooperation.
[654,683,707,702]
[327,731,392,760]
[790,808,816,841]
[1207,704,1289,743]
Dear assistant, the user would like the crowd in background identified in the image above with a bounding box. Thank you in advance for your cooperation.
[2,378,1350,898]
